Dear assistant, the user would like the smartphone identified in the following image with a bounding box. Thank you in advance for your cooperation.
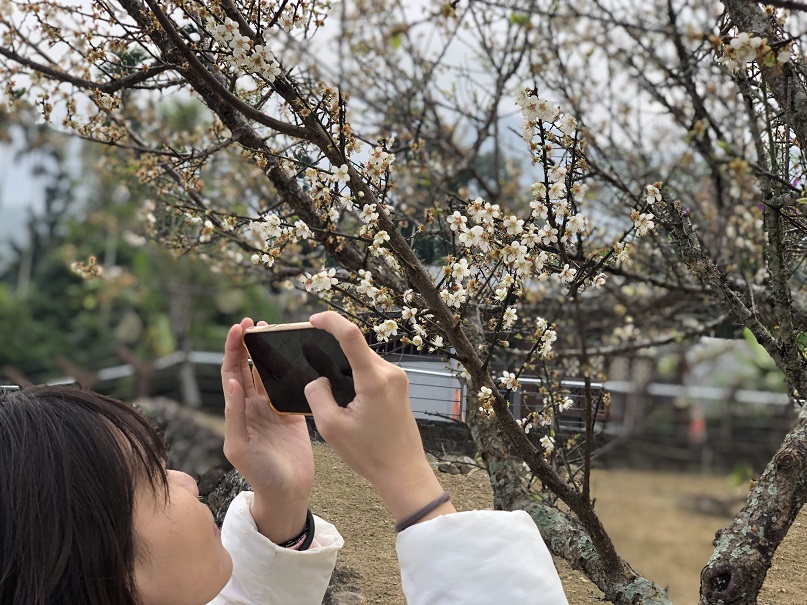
[242,322,355,415]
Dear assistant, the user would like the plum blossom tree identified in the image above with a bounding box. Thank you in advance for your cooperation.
[2,0,807,603]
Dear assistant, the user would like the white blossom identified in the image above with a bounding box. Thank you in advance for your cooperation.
[522,227,540,248]
[451,258,471,280]
[502,306,517,329]
[502,241,527,266]
[479,202,501,225]
[530,182,547,200]
[333,164,350,184]
[208,17,238,43]
[548,166,567,183]
[300,268,338,292]
[338,193,353,209]
[614,241,630,262]
[440,285,468,308]
[530,200,549,221]
[373,230,390,247]
[499,371,520,390]
[634,212,656,237]
[558,113,578,135]
[559,264,577,283]
[645,184,662,205]
[447,211,468,232]
[729,31,763,64]
[537,223,558,245]
[571,182,587,201]
[533,250,549,273]
[720,32,765,71]
[477,386,495,417]
[373,319,398,342]
[549,181,566,201]
[199,219,214,243]
[553,198,569,219]
[458,225,490,251]
[401,306,418,321]
[516,418,534,434]
[294,220,312,240]
[540,435,555,453]
[514,256,533,278]
[466,197,485,218]
[359,204,379,224]
[518,92,561,123]
[250,214,283,240]
[568,213,587,234]
[503,215,524,236]
[229,32,251,60]
[366,146,394,177]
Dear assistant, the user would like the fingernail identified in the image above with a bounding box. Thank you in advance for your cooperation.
[227,380,235,397]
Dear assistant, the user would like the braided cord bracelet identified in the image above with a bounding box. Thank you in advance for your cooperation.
[394,491,452,533]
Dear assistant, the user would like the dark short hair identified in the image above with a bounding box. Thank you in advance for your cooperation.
[0,385,168,605]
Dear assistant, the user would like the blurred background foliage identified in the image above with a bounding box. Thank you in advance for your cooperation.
[0,104,282,384]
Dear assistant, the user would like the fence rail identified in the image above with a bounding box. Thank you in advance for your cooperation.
[4,353,795,471]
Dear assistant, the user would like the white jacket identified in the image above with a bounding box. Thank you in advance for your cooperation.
[209,492,569,604]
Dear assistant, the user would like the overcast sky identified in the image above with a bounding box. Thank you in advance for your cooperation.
[0,134,40,265]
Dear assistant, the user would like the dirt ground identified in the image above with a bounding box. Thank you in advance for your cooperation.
[308,442,807,604]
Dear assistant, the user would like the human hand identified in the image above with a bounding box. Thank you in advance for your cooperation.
[305,311,455,525]
[221,318,314,543]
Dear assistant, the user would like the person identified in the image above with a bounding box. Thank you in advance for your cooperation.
[0,311,568,604]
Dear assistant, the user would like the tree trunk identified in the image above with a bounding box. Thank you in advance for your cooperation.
[465,391,672,605]
[699,419,807,605]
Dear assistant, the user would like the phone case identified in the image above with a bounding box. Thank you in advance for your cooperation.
[243,323,314,415]
[242,322,355,415]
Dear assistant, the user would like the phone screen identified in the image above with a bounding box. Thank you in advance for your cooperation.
[243,326,355,415]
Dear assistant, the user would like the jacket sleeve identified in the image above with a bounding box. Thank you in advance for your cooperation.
[208,491,344,605]
[396,510,569,605]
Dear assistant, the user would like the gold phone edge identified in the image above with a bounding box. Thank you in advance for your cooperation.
[241,321,316,417]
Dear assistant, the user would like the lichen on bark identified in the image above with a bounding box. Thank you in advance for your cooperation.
[699,421,807,605]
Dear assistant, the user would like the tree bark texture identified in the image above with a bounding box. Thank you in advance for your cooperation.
[699,420,807,605]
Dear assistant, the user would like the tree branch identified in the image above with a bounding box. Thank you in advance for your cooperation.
[0,46,171,93]
[140,0,311,139]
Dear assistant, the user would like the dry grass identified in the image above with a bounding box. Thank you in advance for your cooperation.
[309,442,807,605]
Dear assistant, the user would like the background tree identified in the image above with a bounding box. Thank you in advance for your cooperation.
[2,1,806,603]
[0,107,281,388]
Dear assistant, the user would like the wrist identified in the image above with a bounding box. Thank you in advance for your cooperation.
[373,463,456,525]
[250,492,310,544]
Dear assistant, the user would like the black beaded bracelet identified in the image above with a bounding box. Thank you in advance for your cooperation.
[277,509,315,551]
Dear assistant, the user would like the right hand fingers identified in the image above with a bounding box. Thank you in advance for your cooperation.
[302,340,355,406]
[305,376,343,438]
[308,311,377,374]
